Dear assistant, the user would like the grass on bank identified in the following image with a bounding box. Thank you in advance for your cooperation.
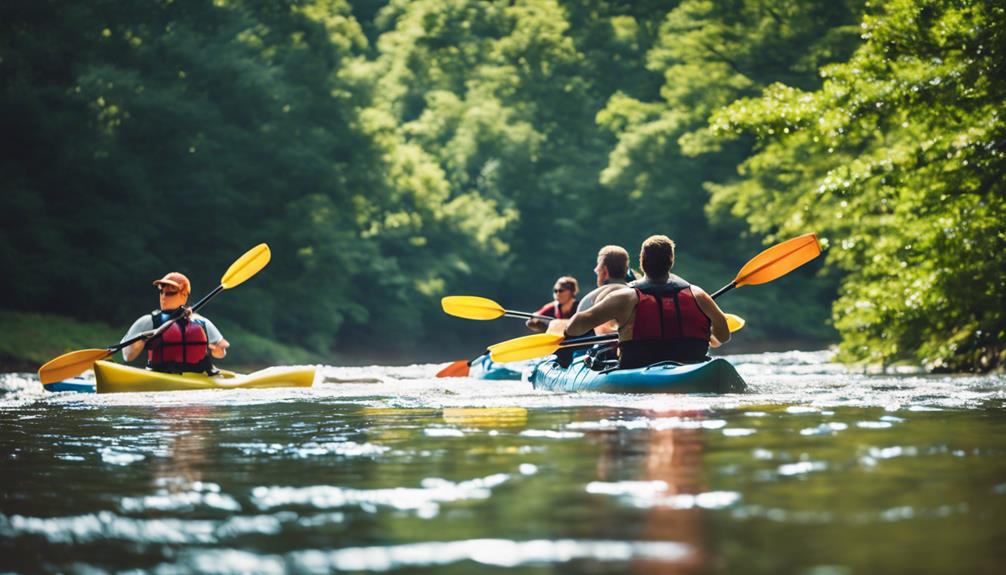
[0,310,327,373]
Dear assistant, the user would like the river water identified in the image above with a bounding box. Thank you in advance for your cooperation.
[1,350,1005,574]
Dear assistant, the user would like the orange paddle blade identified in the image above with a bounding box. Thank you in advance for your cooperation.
[441,296,507,320]
[735,233,821,287]
[38,348,112,385]
[436,359,471,378]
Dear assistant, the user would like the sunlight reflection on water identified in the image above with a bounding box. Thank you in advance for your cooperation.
[2,350,1006,573]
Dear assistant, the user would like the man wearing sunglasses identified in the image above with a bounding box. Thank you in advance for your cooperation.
[119,272,230,373]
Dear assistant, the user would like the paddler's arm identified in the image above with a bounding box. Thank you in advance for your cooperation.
[691,286,730,347]
[209,339,230,359]
[120,315,155,362]
[122,334,153,362]
[201,317,229,359]
[562,287,635,337]
[525,318,548,333]
[526,302,556,333]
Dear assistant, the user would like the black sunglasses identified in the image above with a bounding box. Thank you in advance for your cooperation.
[157,288,180,296]
[553,287,569,293]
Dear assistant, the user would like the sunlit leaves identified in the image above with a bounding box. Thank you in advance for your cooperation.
[708,0,1006,370]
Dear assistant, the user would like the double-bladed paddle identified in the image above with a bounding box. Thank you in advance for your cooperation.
[488,233,820,363]
[37,243,272,385]
[436,296,559,377]
[435,312,745,377]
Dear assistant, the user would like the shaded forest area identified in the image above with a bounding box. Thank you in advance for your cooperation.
[2,0,1002,370]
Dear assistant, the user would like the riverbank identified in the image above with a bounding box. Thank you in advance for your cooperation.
[0,310,327,373]
[2,309,838,374]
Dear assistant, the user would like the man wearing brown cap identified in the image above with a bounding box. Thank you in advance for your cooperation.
[120,272,230,373]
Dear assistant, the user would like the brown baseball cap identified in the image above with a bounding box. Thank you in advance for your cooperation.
[152,272,191,294]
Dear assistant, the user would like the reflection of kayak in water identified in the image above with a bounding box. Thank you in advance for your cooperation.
[467,354,524,380]
[529,356,746,394]
[442,407,528,428]
[43,361,316,394]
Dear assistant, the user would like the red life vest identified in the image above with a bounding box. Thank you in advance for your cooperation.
[619,277,711,368]
[147,310,213,373]
[536,298,579,319]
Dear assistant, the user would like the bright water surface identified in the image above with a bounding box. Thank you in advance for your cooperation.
[2,350,1005,574]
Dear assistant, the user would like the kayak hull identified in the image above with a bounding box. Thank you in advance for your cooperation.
[529,356,746,394]
[43,376,96,393]
[92,361,317,394]
[467,354,523,380]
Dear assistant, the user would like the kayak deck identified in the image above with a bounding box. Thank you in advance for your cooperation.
[529,356,746,394]
[91,361,316,394]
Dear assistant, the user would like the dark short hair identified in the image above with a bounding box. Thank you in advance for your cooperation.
[556,276,579,295]
[597,245,629,279]
[640,235,675,278]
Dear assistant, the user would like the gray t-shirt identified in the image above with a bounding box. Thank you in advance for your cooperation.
[121,313,224,359]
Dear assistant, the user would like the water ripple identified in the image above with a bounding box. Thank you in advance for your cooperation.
[250,472,511,518]
[586,481,741,509]
[154,539,695,574]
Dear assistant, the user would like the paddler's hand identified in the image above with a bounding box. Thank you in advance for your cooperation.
[137,329,161,352]
[546,319,569,337]
[526,318,546,333]
[177,305,193,320]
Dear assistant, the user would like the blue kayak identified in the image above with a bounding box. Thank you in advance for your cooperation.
[43,376,96,393]
[529,356,746,393]
[467,354,523,380]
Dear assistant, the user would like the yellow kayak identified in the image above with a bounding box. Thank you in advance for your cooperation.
[93,361,317,394]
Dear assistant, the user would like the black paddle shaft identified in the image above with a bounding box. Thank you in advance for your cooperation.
[710,282,735,300]
[504,310,554,321]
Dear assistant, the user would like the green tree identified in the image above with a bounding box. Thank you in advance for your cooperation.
[709,0,1006,370]
[0,0,516,357]
[597,0,863,341]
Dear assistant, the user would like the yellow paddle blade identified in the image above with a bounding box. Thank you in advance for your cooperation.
[221,243,271,289]
[441,296,506,320]
[436,359,471,378]
[489,333,564,363]
[38,348,112,385]
[442,408,528,428]
[726,313,745,332]
[735,233,820,287]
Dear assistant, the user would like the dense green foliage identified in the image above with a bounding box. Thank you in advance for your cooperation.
[708,0,1005,370]
[1,0,999,369]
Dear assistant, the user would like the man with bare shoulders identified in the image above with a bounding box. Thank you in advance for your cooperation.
[554,235,730,368]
